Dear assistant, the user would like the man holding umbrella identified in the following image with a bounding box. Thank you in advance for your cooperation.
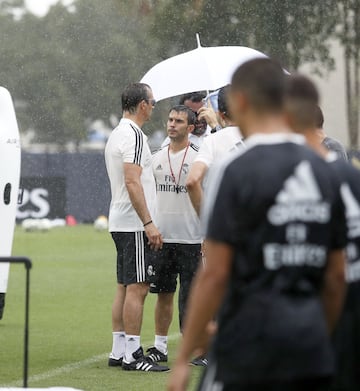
[160,91,221,148]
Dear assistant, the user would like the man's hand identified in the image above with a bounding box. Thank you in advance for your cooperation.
[144,222,163,251]
[167,359,190,391]
[197,106,219,129]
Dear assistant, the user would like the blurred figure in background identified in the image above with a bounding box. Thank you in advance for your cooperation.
[285,73,360,391]
[315,105,348,161]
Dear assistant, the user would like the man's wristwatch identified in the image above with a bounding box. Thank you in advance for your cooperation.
[210,124,222,133]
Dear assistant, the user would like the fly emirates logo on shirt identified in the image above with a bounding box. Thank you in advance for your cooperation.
[156,165,190,194]
[264,161,330,270]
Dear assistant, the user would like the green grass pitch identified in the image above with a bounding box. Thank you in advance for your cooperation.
[0,225,203,390]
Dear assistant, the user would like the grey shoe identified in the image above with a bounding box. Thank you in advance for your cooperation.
[190,356,208,366]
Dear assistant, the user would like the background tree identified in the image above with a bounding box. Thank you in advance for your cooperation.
[1,0,356,147]
[149,0,337,73]
[0,0,160,147]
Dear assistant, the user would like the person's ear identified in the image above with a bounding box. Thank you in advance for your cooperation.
[187,124,195,134]
[138,100,147,112]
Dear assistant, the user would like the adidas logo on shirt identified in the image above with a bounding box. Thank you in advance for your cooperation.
[276,161,321,203]
[156,164,163,170]
[268,161,330,225]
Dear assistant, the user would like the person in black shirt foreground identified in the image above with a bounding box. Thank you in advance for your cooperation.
[285,74,360,391]
[167,58,347,391]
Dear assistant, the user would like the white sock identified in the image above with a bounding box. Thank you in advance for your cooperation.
[125,335,141,362]
[111,331,125,359]
[154,335,168,354]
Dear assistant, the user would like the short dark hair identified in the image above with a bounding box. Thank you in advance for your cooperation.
[121,83,151,114]
[315,105,324,128]
[179,91,206,105]
[231,58,285,112]
[285,74,320,129]
[217,84,231,118]
[169,105,196,125]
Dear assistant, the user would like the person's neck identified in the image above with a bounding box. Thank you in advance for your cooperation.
[303,129,329,158]
[316,127,327,142]
[224,120,236,127]
[169,139,189,152]
[241,113,288,139]
[123,112,145,128]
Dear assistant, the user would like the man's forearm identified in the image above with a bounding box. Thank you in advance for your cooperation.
[126,181,152,224]
[186,161,207,216]
[188,182,203,216]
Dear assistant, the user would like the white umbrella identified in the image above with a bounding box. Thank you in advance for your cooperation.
[140,34,267,102]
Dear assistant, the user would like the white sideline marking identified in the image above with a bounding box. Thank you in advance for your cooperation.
[1,333,181,387]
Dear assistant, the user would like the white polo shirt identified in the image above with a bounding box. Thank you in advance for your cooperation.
[152,143,202,244]
[195,126,245,168]
[105,118,156,232]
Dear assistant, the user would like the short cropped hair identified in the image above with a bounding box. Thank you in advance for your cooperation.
[285,74,320,129]
[179,91,206,105]
[217,84,231,118]
[121,83,151,114]
[169,105,196,125]
[231,58,285,112]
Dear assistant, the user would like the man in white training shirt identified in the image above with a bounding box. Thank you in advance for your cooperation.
[105,82,169,372]
[146,105,203,365]
[187,85,245,215]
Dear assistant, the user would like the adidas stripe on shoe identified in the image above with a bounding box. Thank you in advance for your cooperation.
[190,356,208,366]
[146,346,168,363]
[122,347,170,372]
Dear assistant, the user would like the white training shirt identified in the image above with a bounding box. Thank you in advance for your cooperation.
[152,143,202,244]
[105,118,156,232]
[195,126,245,168]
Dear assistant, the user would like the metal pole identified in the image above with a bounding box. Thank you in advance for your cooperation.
[0,257,32,388]
[24,264,30,388]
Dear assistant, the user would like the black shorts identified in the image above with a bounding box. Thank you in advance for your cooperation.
[111,231,157,285]
[149,242,201,293]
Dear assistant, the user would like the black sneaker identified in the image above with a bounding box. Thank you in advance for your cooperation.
[190,356,208,366]
[146,346,168,363]
[108,353,123,367]
[122,347,170,372]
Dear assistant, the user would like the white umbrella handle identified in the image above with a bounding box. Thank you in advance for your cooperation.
[196,33,201,48]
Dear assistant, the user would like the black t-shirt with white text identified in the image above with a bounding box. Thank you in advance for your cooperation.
[202,133,347,386]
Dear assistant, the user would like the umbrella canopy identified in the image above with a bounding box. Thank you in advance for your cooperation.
[140,44,267,102]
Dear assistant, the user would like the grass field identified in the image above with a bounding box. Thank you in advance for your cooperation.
[0,225,204,390]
